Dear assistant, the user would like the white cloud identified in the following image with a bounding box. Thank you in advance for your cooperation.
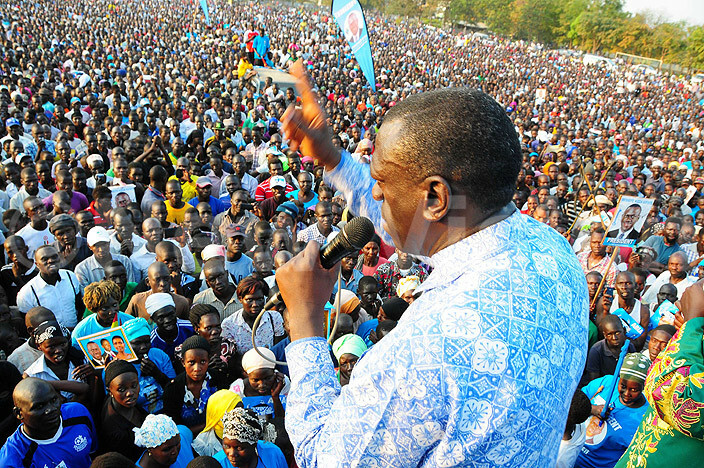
[623,0,704,26]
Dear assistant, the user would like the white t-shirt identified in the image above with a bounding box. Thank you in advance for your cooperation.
[16,223,55,258]
[556,424,585,468]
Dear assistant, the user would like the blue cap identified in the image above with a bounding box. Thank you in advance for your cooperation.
[5,117,19,128]
[276,201,299,218]
[70,97,80,104]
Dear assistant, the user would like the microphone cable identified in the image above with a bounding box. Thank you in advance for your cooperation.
[250,267,343,366]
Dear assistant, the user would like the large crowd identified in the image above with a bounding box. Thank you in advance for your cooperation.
[0,0,702,466]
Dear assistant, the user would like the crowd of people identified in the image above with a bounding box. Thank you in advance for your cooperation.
[0,0,702,466]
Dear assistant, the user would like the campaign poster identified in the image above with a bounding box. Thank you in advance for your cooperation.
[603,196,654,247]
[332,0,376,90]
[76,326,138,369]
[109,184,136,209]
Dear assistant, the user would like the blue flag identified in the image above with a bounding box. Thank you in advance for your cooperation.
[199,0,210,25]
[331,0,375,90]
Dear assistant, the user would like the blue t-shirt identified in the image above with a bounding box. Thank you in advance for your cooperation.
[188,196,226,216]
[214,441,287,468]
[575,375,649,468]
[642,235,682,265]
[288,190,319,211]
[0,402,97,468]
[71,312,134,348]
[150,320,195,364]
[225,255,254,284]
[137,424,194,468]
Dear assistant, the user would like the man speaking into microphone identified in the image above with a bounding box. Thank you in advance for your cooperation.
[277,61,589,467]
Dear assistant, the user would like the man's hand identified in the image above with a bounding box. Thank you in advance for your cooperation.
[677,280,704,324]
[120,237,134,256]
[275,241,338,341]
[282,61,340,172]
[140,357,158,377]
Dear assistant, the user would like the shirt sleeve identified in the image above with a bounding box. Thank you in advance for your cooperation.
[323,152,393,247]
[16,284,37,314]
[151,348,177,379]
[284,337,444,467]
[646,317,704,439]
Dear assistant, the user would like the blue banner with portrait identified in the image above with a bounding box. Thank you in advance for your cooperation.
[199,0,210,25]
[331,0,375,90]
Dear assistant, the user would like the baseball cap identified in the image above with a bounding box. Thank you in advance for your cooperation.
[5,117,20,128]
[695,177,704,185]
[87,226,111,246]
[225,224,246,238]
[214,121,225,130]
[196,176,212,188]
[270,175,286,189]
[70,97,81,104]
[201,244,226,261]
[276,201,298,218]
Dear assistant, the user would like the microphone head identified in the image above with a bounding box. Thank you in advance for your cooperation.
[343,216,376,249]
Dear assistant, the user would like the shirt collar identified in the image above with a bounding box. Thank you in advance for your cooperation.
[416,209,520,294]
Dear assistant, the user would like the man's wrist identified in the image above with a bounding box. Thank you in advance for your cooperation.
[287,305,326,341]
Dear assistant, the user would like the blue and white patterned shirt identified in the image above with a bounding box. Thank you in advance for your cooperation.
[283,152,589,468]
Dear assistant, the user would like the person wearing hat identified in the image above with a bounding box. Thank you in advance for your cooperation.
[254,166,294,202]
[576,353,650,468]
[188,176,226,216]
[215,407,287,468]
[204,121,231,150]
[0,117,37,160]
[229,347,287,419]
[212,189,257,244]
[192,390,244,457]
[75,226,136,290]
[220,224,254,284]
[163,335,224,435]
[99,359,148,461]
[258,175,292,222]
[0,378,97,468]
[141,291,194,369]
[332,334,367,387]
[47,213,90,269]
[272,200,299,240]
[120,317,176,414]
[606,203,642,243]
[133,413,194,468]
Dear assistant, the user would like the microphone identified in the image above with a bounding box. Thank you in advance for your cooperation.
[263,216,375,310]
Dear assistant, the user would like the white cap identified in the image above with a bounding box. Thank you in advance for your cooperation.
[145,293,175,316]
[87,226,111,247]
[270,175,286,189]
[201,244,226,262]
[86,154,103,166]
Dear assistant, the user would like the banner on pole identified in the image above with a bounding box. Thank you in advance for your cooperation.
[199,0,210,25]
[331,0,375,89]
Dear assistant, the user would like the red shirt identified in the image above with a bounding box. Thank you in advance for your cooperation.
[87,201,110,227]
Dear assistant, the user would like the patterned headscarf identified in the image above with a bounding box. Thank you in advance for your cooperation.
[222,408,262,445]
[33,321,69,346]
[133,414,180,448]
[620,353,650,385]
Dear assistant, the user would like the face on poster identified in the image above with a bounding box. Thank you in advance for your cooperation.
[343,10,364,45]
[603,195,654,247]
[77,326,137,369]
[110,184,136,209]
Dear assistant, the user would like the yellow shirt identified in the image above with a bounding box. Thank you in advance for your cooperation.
[168,174,198,202]
[166,201,188,224]
[238,59,253,79]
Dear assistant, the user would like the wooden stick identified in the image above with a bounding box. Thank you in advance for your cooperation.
[590,247,619,309]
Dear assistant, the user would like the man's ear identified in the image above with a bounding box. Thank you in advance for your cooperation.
[421,176,451,222]
[13,406,22,422]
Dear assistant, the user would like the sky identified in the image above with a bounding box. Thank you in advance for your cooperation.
[623,0,704,26]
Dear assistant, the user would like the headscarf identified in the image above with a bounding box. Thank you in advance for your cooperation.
[33,321,69,346]
[122,317,151,342]
[133,414,180,448]
[221,408,261,445]
[542,162,555,175]
[332,334,367,361]
[397,275,421,297]
[338,289,361,316]
[105,359,137,386]
[203,390,243,439]
[241,348,276,374]
[619,353,650,385]
[145,293,175,316]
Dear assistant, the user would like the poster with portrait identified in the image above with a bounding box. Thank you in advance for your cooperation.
[332,0,376,89]
[603,195,654,247]
[76,326,138,369]
[109,184,136,209]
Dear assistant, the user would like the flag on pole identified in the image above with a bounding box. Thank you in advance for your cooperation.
[199,0,210,25]
[331,0,375,90]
